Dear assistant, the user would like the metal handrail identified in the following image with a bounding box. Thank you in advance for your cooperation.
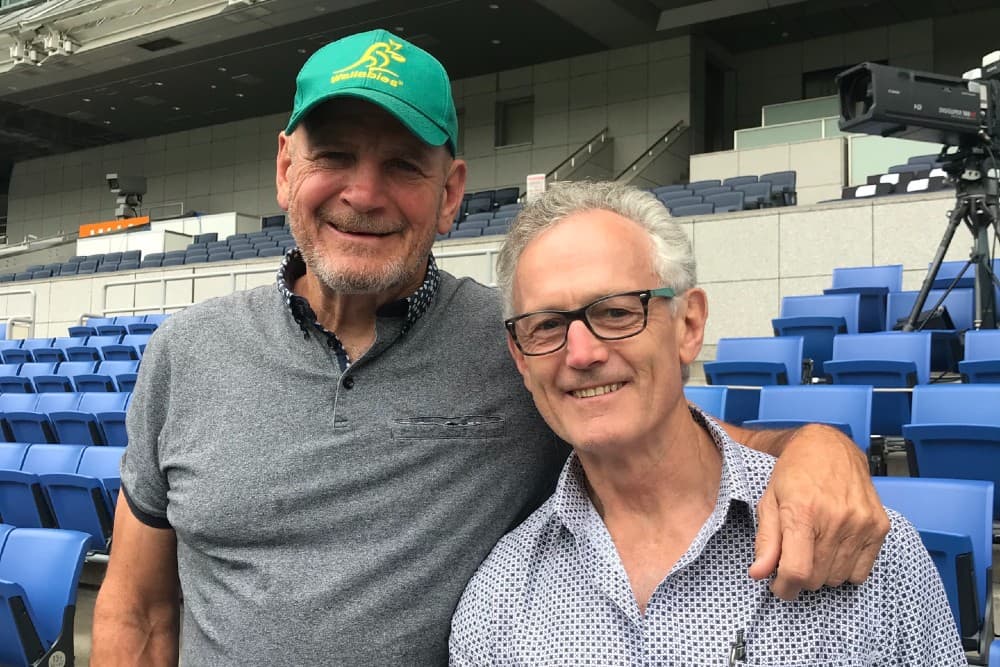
[546,127,609,182]
[0,288,37,337]
[615,120,687,181]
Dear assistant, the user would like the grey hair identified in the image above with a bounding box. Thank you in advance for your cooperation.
[496,180,698,319]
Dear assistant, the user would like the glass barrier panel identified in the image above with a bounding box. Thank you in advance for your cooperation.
[848,135,946,186]
[762,96,839,126]
[735,120,825,150]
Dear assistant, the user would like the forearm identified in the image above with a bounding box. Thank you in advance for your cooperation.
[91,594,180,666]
[721,421,861,459]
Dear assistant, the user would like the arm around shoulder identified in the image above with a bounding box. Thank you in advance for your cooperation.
[91,491,181,666]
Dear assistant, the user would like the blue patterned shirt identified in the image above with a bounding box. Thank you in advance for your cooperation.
[450,407,965,666]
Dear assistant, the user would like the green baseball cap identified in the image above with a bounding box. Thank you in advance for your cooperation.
[285,29,458,154]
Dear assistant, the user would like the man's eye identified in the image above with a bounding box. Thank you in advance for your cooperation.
[595,307,632,319]
[389,158,422,174]
[528,317,564,334]
[317,151,352,165]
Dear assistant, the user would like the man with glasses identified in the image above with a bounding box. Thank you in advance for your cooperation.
[450,180,964,665]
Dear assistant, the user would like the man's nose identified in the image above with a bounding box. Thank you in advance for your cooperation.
[564,319,609,368]
[339,160,385,214]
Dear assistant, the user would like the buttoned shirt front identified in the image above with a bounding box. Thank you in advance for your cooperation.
[450,407,966,666]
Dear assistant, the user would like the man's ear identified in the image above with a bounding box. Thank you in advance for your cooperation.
[438,158,467,235]
[677,288,708,367]
[276,132,293,211]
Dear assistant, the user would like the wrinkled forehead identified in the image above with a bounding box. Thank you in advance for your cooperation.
[299,97,430,151]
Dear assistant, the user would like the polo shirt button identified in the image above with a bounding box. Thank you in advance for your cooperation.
[342,376,355,390]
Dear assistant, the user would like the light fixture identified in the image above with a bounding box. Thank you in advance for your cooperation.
[210,84,218,89]
[172,105,181,111]
[491,39,501,45]
[235,92,244,98]
[103,120,111,125]
[394,26,405,32]
[297,48,307,54]
[82,97,91,102]
[217,66,227,72]
[154,81,164,86]
[488,3,499,8]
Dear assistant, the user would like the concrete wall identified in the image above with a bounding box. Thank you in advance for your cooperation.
[0,191,969,352]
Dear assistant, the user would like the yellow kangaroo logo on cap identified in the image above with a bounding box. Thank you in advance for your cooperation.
[331,39,406,87]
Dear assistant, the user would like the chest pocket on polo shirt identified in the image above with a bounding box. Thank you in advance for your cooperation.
[392,416,505,439]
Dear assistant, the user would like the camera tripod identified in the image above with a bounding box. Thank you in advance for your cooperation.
[901,146,1000,332]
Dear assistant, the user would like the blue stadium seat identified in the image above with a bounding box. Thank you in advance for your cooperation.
[233,248,259,260]
[735,181,772,209]
[144,314,169,328]
[703,191,744,213]
[652,184,687,196]
[5,394,81,443]
[464,212,494,224]
[722,175,758,188]
[663,195,702,209]
[258,246,285,258]
[824,332,931,437]
[696,186,732,198]
[40,446,125,553]
[760,170,797,206]
[742,385,872,451]
[42,362,100,394]
[960,330,1000,383]
[450,228,482,239]
[100,333,148,361]
[0,526,91,667]
[930,259,1000,290]
[0,363,58,394]
[687,179,722,192]
[683,385,727,421]
[494,187,519,207]
[0,443,29,470]
[885,289,971,372]
[76,261,98,275]
[772,293,860,376]
[872,477,992,656]
[0,444,86,527]
[161,256,186,267]
[95,263,119,273]
[30,337,79,364]
[903,384,1000,521]
[75,360,138,393]
[464,195,493,216]
[459,220,488,230]
[185,255,208,265]
[669,203,714,217]
[50,392,129,447]
[656,189,694,203]
[0,348,31,365]
[824,264,903,333]
[703,336,804,424]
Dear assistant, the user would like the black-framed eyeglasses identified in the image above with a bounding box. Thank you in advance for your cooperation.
[505,287,676,356]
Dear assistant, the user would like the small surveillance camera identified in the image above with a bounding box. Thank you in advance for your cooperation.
[106,173,120,193]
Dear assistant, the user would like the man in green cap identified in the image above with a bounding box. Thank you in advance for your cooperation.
[92,29,888,665]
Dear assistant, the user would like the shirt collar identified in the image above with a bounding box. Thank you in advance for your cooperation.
[275,246,441,343]
[553,404,758,537]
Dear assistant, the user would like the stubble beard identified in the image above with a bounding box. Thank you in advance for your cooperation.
[291,206,440,295]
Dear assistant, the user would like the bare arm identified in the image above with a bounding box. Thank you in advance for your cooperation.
[716,420,890,600]
[91,492,181,666]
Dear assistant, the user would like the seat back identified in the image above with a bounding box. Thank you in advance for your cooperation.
[20,445,86,474]
[683,386,727,421]
[911,384,1000,426]
[704,337,804,424]
[0,527,91,649]
[964,329,1000,362]
[872,477,992,639]
[831,264,903,292]
[753,385,872,449]
[76,446,126,478]
[0,444,29,470]
[779,294,860,333]
[77,392,130,414]
[831,332,933,385]
[713,337,803,383]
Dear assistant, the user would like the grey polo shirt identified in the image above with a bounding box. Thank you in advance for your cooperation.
[121,265,566,665]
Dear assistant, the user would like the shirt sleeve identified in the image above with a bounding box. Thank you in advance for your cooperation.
[449,563,501,666]
[883,510,968,666]
[120,319,175,528]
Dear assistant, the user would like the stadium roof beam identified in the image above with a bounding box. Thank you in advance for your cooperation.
[533,0,660,48]
[654,0,810,31]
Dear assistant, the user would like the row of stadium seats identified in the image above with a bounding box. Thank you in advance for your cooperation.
[843,153,950,199]
[177,226,296,265]
[0,335,148,365]
[683,383,996,656]
[459,187,520,221]
[0,360,138,393]
[441,202,523,240]
[0,443,123,551]
[0,524,91,667]
[0,249,146,281]
[652,171,797,216]
[70,313,167,337]
[0,392,130,445]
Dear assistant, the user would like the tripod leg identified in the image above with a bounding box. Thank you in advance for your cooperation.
[972,210,998,329]
[903,201,968,331]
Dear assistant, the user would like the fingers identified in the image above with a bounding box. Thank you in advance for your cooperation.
[847,508,891,585]
[769,516,817,601]
[749,490,780,581]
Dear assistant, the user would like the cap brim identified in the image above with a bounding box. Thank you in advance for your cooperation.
[285,87,450,151]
